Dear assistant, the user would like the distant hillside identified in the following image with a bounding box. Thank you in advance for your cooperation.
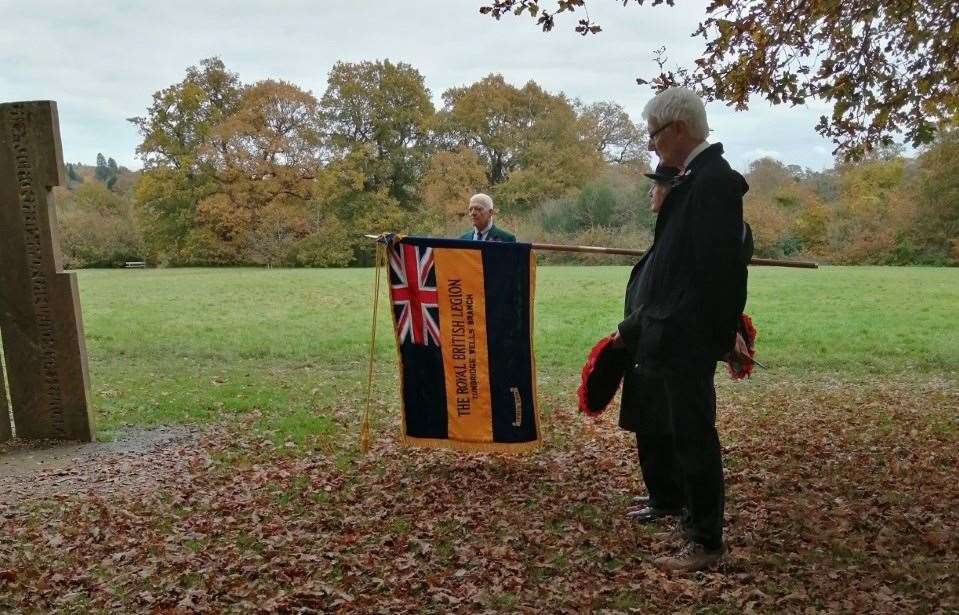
[63,157,140,195]
[54,156,145,268]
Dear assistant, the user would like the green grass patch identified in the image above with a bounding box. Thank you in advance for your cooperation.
[72,265,959,437]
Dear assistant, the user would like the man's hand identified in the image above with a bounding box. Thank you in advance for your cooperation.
[610,329,625,348]
[724,331,751,364]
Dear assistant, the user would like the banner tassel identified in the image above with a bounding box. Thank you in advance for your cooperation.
[360,240,386,454]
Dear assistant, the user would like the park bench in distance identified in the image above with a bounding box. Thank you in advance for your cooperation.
[124,261,146,268]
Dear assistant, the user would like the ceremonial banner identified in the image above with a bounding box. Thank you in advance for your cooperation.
[387,236,540,452]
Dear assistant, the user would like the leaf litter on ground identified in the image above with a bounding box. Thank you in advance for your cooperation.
[1,376,956,613]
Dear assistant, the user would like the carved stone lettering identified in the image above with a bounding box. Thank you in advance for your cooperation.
[0,100,94,441]
[10,112,65,437]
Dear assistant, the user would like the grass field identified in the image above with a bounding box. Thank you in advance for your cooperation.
[73,265,959,438]
[3,265,957,612]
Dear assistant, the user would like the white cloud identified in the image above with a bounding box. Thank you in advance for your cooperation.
[1,0,838,170]
[743,148,784,162]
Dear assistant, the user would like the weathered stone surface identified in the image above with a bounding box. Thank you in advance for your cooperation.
[0,101,94,442]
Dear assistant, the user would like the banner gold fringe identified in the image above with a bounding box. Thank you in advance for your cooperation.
[400,435,542,454]
[526,250,544,450]
[359,241,386,454]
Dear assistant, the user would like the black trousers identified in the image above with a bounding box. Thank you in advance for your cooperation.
[636,432,683,510]
[658,368,724,550]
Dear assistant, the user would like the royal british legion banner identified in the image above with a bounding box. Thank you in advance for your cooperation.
[387,236,540,452]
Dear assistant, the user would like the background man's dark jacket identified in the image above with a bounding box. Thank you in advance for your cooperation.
[618,143,749,378]
[458,225,516,242]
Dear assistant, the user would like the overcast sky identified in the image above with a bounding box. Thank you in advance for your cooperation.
[2,0,839,173]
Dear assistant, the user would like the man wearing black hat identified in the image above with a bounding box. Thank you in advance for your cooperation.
[612,87,750,572]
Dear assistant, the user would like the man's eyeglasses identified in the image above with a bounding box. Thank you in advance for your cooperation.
[648,121,675,143]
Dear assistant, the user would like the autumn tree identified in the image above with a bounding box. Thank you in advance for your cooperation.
[194,79,325,263]
[440,74,552,185]
[830,155,916,263]
[320,60,435,208]
[131,57,242,172]
[478,0,959,158]
[440,74,602,211]
[913,121,959,264]
[129,57,242,263]
[319,154,415,265]
[576,101,649,170]
[419,147,489,223]
[743,157,828,257]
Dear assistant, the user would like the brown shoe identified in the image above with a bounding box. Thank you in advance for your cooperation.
[653,542,725,572]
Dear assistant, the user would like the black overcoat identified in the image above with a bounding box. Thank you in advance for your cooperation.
[618,251,672,433]
[617,143,749,433]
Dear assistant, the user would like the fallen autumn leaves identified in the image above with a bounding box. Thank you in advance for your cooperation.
[1,377,957,613]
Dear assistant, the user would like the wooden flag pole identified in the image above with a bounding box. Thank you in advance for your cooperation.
[364,235,818,269]
[528,242,818,269]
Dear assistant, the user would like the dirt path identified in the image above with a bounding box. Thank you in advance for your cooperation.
[0,426,199,504]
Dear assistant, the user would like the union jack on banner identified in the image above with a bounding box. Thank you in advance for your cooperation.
[388,243,440,346]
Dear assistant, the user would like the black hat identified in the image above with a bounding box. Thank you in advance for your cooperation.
[577,335,630,416]
[643,163,681,183]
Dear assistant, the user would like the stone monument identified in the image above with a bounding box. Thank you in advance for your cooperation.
[0,101,94,442]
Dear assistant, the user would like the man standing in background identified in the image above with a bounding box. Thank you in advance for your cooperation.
[459,193,516,242]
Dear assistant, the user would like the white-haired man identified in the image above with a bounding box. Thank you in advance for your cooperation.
[458,193,516,242]
[613,87,749,572]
